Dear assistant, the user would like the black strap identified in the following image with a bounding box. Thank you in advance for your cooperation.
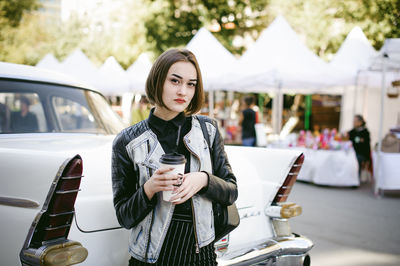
[197,116,214,170]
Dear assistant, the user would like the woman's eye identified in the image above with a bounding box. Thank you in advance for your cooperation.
[171,78,179,84]
[188,82,196,87]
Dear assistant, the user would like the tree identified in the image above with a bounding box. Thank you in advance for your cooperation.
[0,13,54,65]
[336,0,400,49]
[267,0,400,59]
[267,0,345,60]
[143,0,271,56]
[0,0,38,27]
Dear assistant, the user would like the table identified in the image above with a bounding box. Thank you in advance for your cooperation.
[295,148,360,187]
[373,152,400,190]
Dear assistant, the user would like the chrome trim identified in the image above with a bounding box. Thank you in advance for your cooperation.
[48,211,74,217]
[61,175,83,180]
[276,193,290,198]
[0,196,39,208]
[55,189,80,194]
[45,224,70,231]
[218,234,313,266]
[287,172,300,176]
[21,240,87,266]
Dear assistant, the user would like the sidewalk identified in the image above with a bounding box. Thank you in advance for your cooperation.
[289,181,400,266]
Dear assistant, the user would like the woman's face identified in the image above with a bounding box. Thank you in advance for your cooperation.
[353,117,362,128]
[159,61,197,117]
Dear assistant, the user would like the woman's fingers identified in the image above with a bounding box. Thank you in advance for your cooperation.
[155,167,174,175]
[171,184,194,204]
[150,169,183,192]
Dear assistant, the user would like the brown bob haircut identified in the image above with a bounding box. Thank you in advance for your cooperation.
[145,48,204,115]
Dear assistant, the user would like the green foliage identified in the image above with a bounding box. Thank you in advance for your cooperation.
[144,0,204,55]
[0,0,151,68]
[0,0,399,66]
[336,0,400,49]
[202,0,271,55]
[0,0,38,27]
[268,0,345,60]
[144,0,271,56]
[0,14,54,65]
[267,0,400,60]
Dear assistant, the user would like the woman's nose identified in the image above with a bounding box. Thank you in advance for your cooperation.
[177,85,187,96]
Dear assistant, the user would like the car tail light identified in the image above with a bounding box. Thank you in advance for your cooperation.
[214,235,229,253]
[268,153,305,238]
[273,153,304,203]
[20,155,88,266]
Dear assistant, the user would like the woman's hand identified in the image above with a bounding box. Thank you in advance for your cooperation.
[143,167,180,200]
[170,172,208,204]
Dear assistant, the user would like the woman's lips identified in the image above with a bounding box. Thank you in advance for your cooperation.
[174,99,186,104]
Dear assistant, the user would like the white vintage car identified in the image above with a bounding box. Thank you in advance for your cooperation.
[0,62,313,266]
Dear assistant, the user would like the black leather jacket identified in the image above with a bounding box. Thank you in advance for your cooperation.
[112,116,238,229]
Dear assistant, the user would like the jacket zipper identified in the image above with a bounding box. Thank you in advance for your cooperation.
[191,199,200,253]
[183,137,201,254]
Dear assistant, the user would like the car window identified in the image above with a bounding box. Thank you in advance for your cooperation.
[0,79,125,135]
[0,92,47,133]
[85,91,125,135]
[52,96,103,133]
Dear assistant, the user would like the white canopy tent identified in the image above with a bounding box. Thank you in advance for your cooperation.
[332,30,400,146]
[329,27,379,132]
[36,53,62,72]
[126,53,152,93]
[59,49,99,88]
[330,26,378,76]
[98,56,132,124]
[218,16,349,132]
[97,56,130,96]
[186,27,238,117]
[221,16,348,93]
[367,39,400,195]
[186,27,237,91]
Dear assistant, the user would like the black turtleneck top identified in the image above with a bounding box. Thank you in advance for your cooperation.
[147,108,192,216]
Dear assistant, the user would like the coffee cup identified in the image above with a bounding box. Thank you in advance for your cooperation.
[159,152,186,202]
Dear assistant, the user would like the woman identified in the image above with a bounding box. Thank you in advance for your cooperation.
[112,48,238,265]
[348,114,371,179]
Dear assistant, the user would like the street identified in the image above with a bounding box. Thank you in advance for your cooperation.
[289,182,400,266]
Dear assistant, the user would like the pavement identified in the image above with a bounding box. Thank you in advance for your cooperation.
[289,181,400,266]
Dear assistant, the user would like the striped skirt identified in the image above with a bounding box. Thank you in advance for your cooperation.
[129,214,217,265]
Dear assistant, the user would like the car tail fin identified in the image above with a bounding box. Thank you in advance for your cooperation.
[272,153,304,203]
[20,155,88,266]
[267,153,305,238]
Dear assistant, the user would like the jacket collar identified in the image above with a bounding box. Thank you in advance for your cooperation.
[148,108,186,135]
[138,116,203,170]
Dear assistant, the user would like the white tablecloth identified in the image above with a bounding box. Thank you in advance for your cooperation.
[373,152,400,190]
[296,148,360,187]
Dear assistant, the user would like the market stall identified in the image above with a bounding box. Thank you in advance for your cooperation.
[367,39,400,194]
[298,148,359,187]
[373,152,400,190]
[270,128,359,186]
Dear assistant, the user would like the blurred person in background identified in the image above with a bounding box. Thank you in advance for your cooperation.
[10,96,38,133]
[239,95,256,146]
[348,114,371,181]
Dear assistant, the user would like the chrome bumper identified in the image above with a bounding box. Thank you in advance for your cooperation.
[218,234,313,266]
